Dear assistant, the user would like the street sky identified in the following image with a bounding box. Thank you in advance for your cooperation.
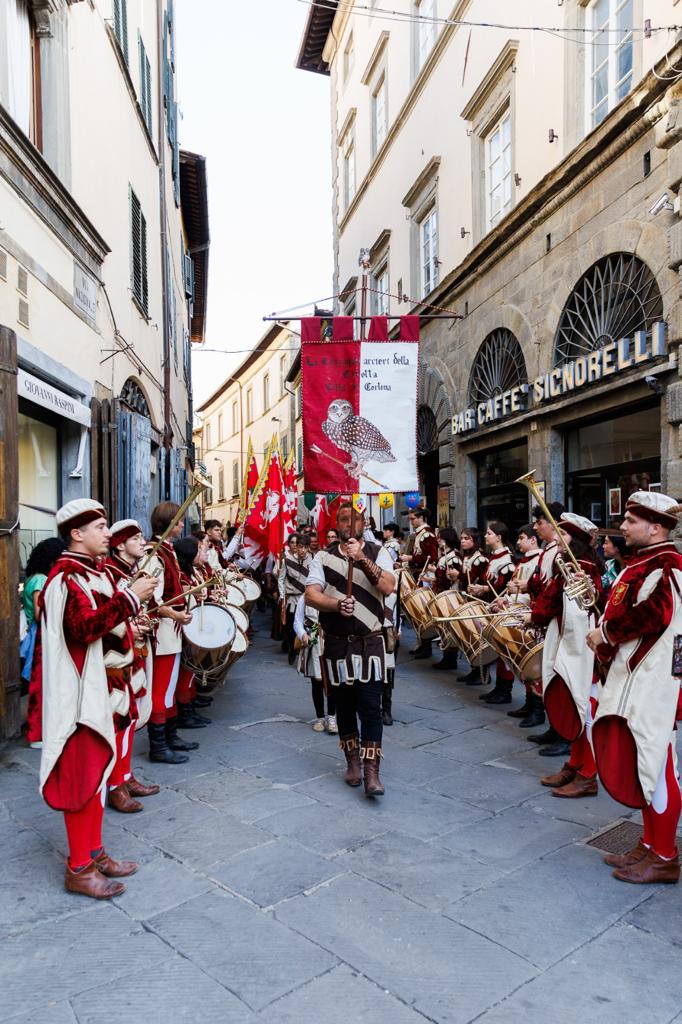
[176,0,334,408]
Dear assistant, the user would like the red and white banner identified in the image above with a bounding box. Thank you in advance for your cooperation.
[301,315,420,495]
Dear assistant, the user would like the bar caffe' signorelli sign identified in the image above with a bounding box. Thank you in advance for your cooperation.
[452,322,667,436]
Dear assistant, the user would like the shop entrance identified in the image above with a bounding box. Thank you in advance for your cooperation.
[18,402,60,572]
[417,405,440,525]
[565,403,661,529]
[476,441,528,536]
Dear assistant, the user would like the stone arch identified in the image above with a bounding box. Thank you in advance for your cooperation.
[419,361,455,518]
[468,328,527,407]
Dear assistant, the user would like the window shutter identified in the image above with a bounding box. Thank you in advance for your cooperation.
[183,253,194,299]
[138,35,152,133]
[140,208,148,313]
[114,0,129,64]
[130,189,148,315]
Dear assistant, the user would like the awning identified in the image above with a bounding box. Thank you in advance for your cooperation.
[18,369,91,427]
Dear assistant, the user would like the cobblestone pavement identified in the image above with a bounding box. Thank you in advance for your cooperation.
[2,616,682,1024]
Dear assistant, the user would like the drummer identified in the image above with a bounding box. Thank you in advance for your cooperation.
[282,533,312,664]
[399,506,438,660]
[468,521,516,705]
[458,528,489,685]
[498,525,544,728]
[173,536,212,731]
[433,528,462,672]
[205,520,229,572]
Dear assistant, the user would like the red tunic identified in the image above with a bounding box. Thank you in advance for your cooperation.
[480,548,515,600]
[461,550,489,594]
[39,552,140,811]
[411,526,439,576]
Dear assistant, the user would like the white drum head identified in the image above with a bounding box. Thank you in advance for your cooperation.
[231,629,248,654]
[223,584,246,607]
[237,577,261,601]
[225,604,249,633]
[183,604,236,650]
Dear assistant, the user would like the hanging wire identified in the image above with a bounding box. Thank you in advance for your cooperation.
[296,0,677,44]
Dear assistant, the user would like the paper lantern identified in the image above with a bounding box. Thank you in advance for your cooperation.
[405,491,421,509]
[378,493,393,509]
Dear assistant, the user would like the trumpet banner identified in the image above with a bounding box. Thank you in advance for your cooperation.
[300,315,420,495]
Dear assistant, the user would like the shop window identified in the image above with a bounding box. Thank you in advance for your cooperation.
[18,410,59,571]
[476,441,529,536]
[553,253,663,366]
[468,329,527,407]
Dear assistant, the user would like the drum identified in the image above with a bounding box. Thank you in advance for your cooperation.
[438,599,496,667]
[224,603,249,635]
[225,628,249,671]
[182,603,236,682]
[401,587,438,641]
[222,583,246,607]
[430,590,468,650]
[482,612,544,681]
[399,570,416,596]
[233,576,262,614]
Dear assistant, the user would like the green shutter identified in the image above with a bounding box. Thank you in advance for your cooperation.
[114,0,129,64]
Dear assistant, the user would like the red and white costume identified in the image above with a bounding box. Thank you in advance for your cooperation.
[434,549,462,594]
[461,549,489,594]
[593,493,682,862]
[146,538,185,725]
[411,523,439,579]
[530,514,603,777]
[507,549,541,607]
[38,502,140,869]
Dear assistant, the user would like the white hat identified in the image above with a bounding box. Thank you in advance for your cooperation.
[558,512,597,540]
[626,490,679,528]
[56,498,106,537]
[109,519,142,547]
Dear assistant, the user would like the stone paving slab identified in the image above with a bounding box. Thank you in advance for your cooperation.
[258,798,390,856]
[71,956,256,1023]
[155,812,272,870]
[113,851,216,920]
[445,843,653,970]
[148,889,337,1012]
[426,761,550,812]
[0,904,173,1020]
[275,873,537,1024]
[382,720,449,748]
[334,830,504,909]
[218,783,316,824]
[243,749,341,786]
[4,1003,79,1024]
[263,963,433,1023]
[624,884,682,949]
[474,922,682,1024]
[210,837,342,907]
[172,766,271,807]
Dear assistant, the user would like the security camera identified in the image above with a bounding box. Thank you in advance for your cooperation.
[645,375,664,395]
[649,192,674,216]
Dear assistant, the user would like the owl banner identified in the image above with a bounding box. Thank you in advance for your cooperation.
[300,315,420,495]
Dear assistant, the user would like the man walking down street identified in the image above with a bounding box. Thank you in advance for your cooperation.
[305,502,397,797]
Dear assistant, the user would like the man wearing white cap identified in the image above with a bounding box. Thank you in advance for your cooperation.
[106,520,161,811]
[530,512,604,797]
[589,491,682,884]
[37,500,156,899]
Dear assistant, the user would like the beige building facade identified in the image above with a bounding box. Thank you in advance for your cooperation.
[0,0,208,735]
[195,322,299,527]
[299,1,682,533]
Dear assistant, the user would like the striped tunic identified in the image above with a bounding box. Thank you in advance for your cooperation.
[284,553,312,612]
[307,542,396,685]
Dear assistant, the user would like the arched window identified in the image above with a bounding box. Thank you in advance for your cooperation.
[120,377,150,417]
[553,253,663,367]
[418,404,439,455]
[468,329,526,407]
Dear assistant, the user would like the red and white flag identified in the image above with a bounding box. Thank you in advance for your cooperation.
[264,445,285,557]
[311,494,330,547]
[282,454,297,538]
[301,315,419,494]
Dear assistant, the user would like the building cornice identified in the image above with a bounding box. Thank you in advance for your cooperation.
[421,42,682,317]
[361,30,390,86]
[0,105,110,275]
[460,40,519,121]
[402,156,441,208]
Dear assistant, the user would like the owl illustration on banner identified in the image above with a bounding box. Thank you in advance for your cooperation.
[322,399,396,477]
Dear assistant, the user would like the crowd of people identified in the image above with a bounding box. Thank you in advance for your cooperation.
[17,483,682,899]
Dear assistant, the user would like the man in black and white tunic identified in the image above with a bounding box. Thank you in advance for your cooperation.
[281,533,312,663]
[306,502,397,797]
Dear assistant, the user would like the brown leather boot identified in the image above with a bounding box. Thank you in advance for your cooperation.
[361,741,385,797]
[603,838,649,868]
[551,773,598,798]
[339,735,362,787]
[613,848,680,884]
[64,861,126,900]
[94,849,140,878]
[127,774,160,797]
[540,762,577,788]
[108,784,144,813]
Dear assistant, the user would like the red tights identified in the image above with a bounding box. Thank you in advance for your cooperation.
[108,725,133,788]
[568,686,597,779]
[176,665,196,705]
[150,653,181,724]
[63,790,104,870]
[642,742,681,860]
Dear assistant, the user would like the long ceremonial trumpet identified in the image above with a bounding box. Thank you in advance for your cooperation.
[515,469,597,610]
[132,474,209,582]
[149,575,221,614]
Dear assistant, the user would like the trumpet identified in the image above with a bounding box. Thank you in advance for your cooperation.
[515,469,597,611]
[132,475,209,582]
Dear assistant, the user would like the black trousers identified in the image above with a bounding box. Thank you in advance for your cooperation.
[334,679,383,744]
[311,680,336,718]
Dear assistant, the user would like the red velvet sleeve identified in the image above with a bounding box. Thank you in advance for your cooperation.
[530,572,564,627]
[63,576,139,645]
[412,534,439,573]
[602,565,676,649]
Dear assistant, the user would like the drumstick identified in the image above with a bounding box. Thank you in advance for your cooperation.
[416,557,431,587]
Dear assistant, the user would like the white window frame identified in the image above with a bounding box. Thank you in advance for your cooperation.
[263,373,270,412]
[217,413,223,442]
[484,108,513,231]
[245,387,253,424]
[343,32,354,83]
[415,0,437,73]
[419,205,438,299]
[232,459,239,497]
[280,354,288,397]
[585,0,633,132]
[341,127,356,211]
[372,73,388,156]
[231,399,238,436]
[371,260,390,316]
[218,463,225,502]
[204,422,211,454]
